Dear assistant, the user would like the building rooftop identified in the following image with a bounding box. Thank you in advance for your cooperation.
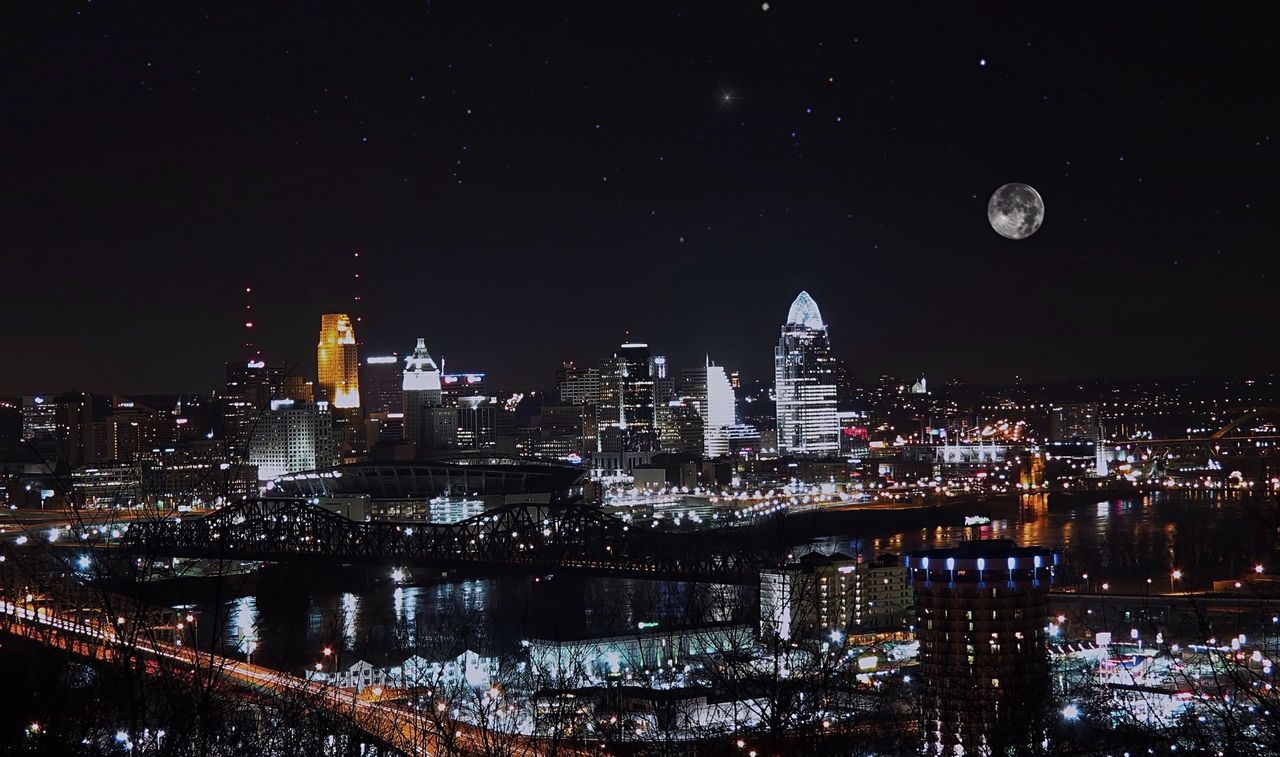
[785,290,825,330]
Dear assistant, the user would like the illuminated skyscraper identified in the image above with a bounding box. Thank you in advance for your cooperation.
[402,338,455,452]
[247,399,337,481]
[316,313,361,410]
[556,362,600,406]
[597,342,657,453]
[682,360,736,457]
[774,291,839,456]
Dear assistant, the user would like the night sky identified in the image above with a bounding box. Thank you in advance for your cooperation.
[4,3,1276,395]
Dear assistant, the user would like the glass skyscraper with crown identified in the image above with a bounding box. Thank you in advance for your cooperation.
[774,291,839,456]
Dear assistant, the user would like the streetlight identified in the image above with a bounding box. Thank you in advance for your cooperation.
[1061,703,1080,721]
[1171,569,1182,592]
[1255,564,1265,575]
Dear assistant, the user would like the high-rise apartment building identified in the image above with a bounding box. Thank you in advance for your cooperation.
[760,552,913,640]
[774,291,839,456]
[316,313,361,410]
[906,540,1058,756]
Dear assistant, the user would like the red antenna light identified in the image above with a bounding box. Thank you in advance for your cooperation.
[242,283,260,359]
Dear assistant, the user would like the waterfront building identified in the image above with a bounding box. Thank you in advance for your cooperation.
[906,539,1058,756]
[273,458,584,514]
[774,292,839,456]
[760,552,912,640]
[1050,403,1100,442]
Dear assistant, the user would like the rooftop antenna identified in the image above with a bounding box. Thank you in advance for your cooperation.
[242,284,259,360]
[352,251,362,324]
[351,250,364,347]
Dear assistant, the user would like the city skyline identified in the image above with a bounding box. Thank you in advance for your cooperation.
[5,6,1280,755]
[3,4,1277,394]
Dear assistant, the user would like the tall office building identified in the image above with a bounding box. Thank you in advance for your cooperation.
[774,291,839,456]
[456,396,514,451]
[281,376,315,403]
[21,394,97,466]
[217,360,286,462]
[402,338,456,453]
[441,372,487,407]
[597,342,657,453]
[555,362,600,452]
[362,354,402,415]
[651,355,674,409]
[656,397,704,454]
[316,313,361,410]
[20,396,59,443]
[556,362,600,406]
[906,540,1058,756]
[682,361,736,457]
[246,399,337,482]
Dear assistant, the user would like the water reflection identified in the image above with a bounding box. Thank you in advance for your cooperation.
[227,595,258,659]
[202,494,1272,672]
[340,592,359,650]
[842,493,1273,594]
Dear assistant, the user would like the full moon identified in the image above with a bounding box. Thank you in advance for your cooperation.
[987,182,1045,240]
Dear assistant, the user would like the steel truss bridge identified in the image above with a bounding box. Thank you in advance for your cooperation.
[0,557,586,757]
[125,498,772,583]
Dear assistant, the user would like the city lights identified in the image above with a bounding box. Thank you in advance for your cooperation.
[0,12,1275,755]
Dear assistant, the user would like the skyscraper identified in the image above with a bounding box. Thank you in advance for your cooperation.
[401,338,456,453]
[774,291,839,456]
[906,540,1058,756]
[556,362,600,406]
[682,361,736,457]
[316,313,361,410]
[597,342,657,453]
[246,399,337,482]
[361,354,403,415]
